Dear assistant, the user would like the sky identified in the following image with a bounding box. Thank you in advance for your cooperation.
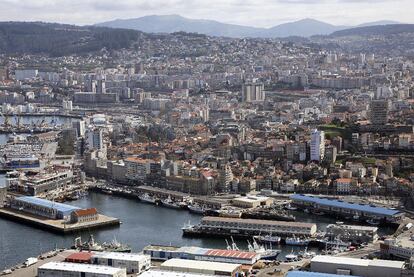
[0,0,412,27]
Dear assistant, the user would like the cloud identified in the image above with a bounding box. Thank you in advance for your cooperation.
[0,0,411,27]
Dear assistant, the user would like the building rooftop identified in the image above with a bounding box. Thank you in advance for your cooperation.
[205,249,258,260]
[39,262,124,274]
[233,195,271,203]
[15,196,80,213]
[290,194,402,216]
[311,256,404,269]
[161,258,241,272]
[92,251,149,262]
[65,252,93,262]
[287,271,361,277]
[202,216,316,228]
[140,270,219,277]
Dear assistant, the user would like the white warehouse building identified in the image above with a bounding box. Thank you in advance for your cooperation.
[311,256,405,277]
[38,262,126,277]
[91,252,151,274]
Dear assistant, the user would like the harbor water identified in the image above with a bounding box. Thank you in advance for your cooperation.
[0,191,396,269]
[0,115,78,145]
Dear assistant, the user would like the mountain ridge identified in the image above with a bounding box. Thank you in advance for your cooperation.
[96,15,402,38]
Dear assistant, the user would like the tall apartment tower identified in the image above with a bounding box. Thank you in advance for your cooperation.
[242,82,265,102]
[370,100,389,125]
[310,129,325,162]
[87,128,104,150]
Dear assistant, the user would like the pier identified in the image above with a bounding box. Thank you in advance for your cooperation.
[0,208,120,234]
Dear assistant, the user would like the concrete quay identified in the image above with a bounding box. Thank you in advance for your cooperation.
[0,208,120,234]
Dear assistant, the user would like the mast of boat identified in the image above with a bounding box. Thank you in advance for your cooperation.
[225,239,232,251]
[230,236,239,251]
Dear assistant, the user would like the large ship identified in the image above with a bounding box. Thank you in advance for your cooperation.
[72,235,131,253]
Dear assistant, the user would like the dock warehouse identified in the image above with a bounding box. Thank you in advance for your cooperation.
[143,245,260,265]
[231,195,273,208]
[290,194,404,222]
[160,259,242,277]
[91,252,151,274]
[38,262,127,277]
[287,272,361,277]
[199,216,317,236]
[139,270,220,277]
[325,223,378,243]
[10,196,80,219]
[310,255,405,277]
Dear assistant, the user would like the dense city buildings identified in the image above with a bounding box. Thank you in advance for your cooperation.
[0,6,414,277]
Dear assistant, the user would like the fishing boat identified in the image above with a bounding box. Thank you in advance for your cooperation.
[285,236,310,246]
[313,210,325,216]
[218,208,242,218]
[366,218,380,226]
[188,204,205,214]
[161,196,181,209]
[285,251,299,262]
[72,235,131,253]
[298,247,316,259]
[248,239,281,260]
[253,234,281,244]
[138,193,157,204]
[285,203,297,211]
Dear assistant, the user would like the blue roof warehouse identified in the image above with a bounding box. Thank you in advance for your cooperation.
[290,194,404,223]
[10,196,80,219]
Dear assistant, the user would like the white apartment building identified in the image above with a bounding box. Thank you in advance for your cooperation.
[310,129,325,162]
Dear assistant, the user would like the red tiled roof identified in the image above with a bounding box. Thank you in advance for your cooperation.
[205,249,257,259]
[65,252,93,262]
[74,208,98,217]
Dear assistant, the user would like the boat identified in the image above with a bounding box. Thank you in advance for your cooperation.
[72,235,131,253]
[353,214,360,221]
[241,209,296,222]
[218,208,242,218]
[253,234,281,244]
[285,203,297,211]
[313,210,325,216]
[188,204,205,214]
[324,238,350,249]
[366,218,380,226]
[248,239,281,260]
[298,247,316,259]
[161,196,181,209]
[285,236,310,246]
[138,193,157,204]
[285,251,299,262]
[102,189,113,195]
